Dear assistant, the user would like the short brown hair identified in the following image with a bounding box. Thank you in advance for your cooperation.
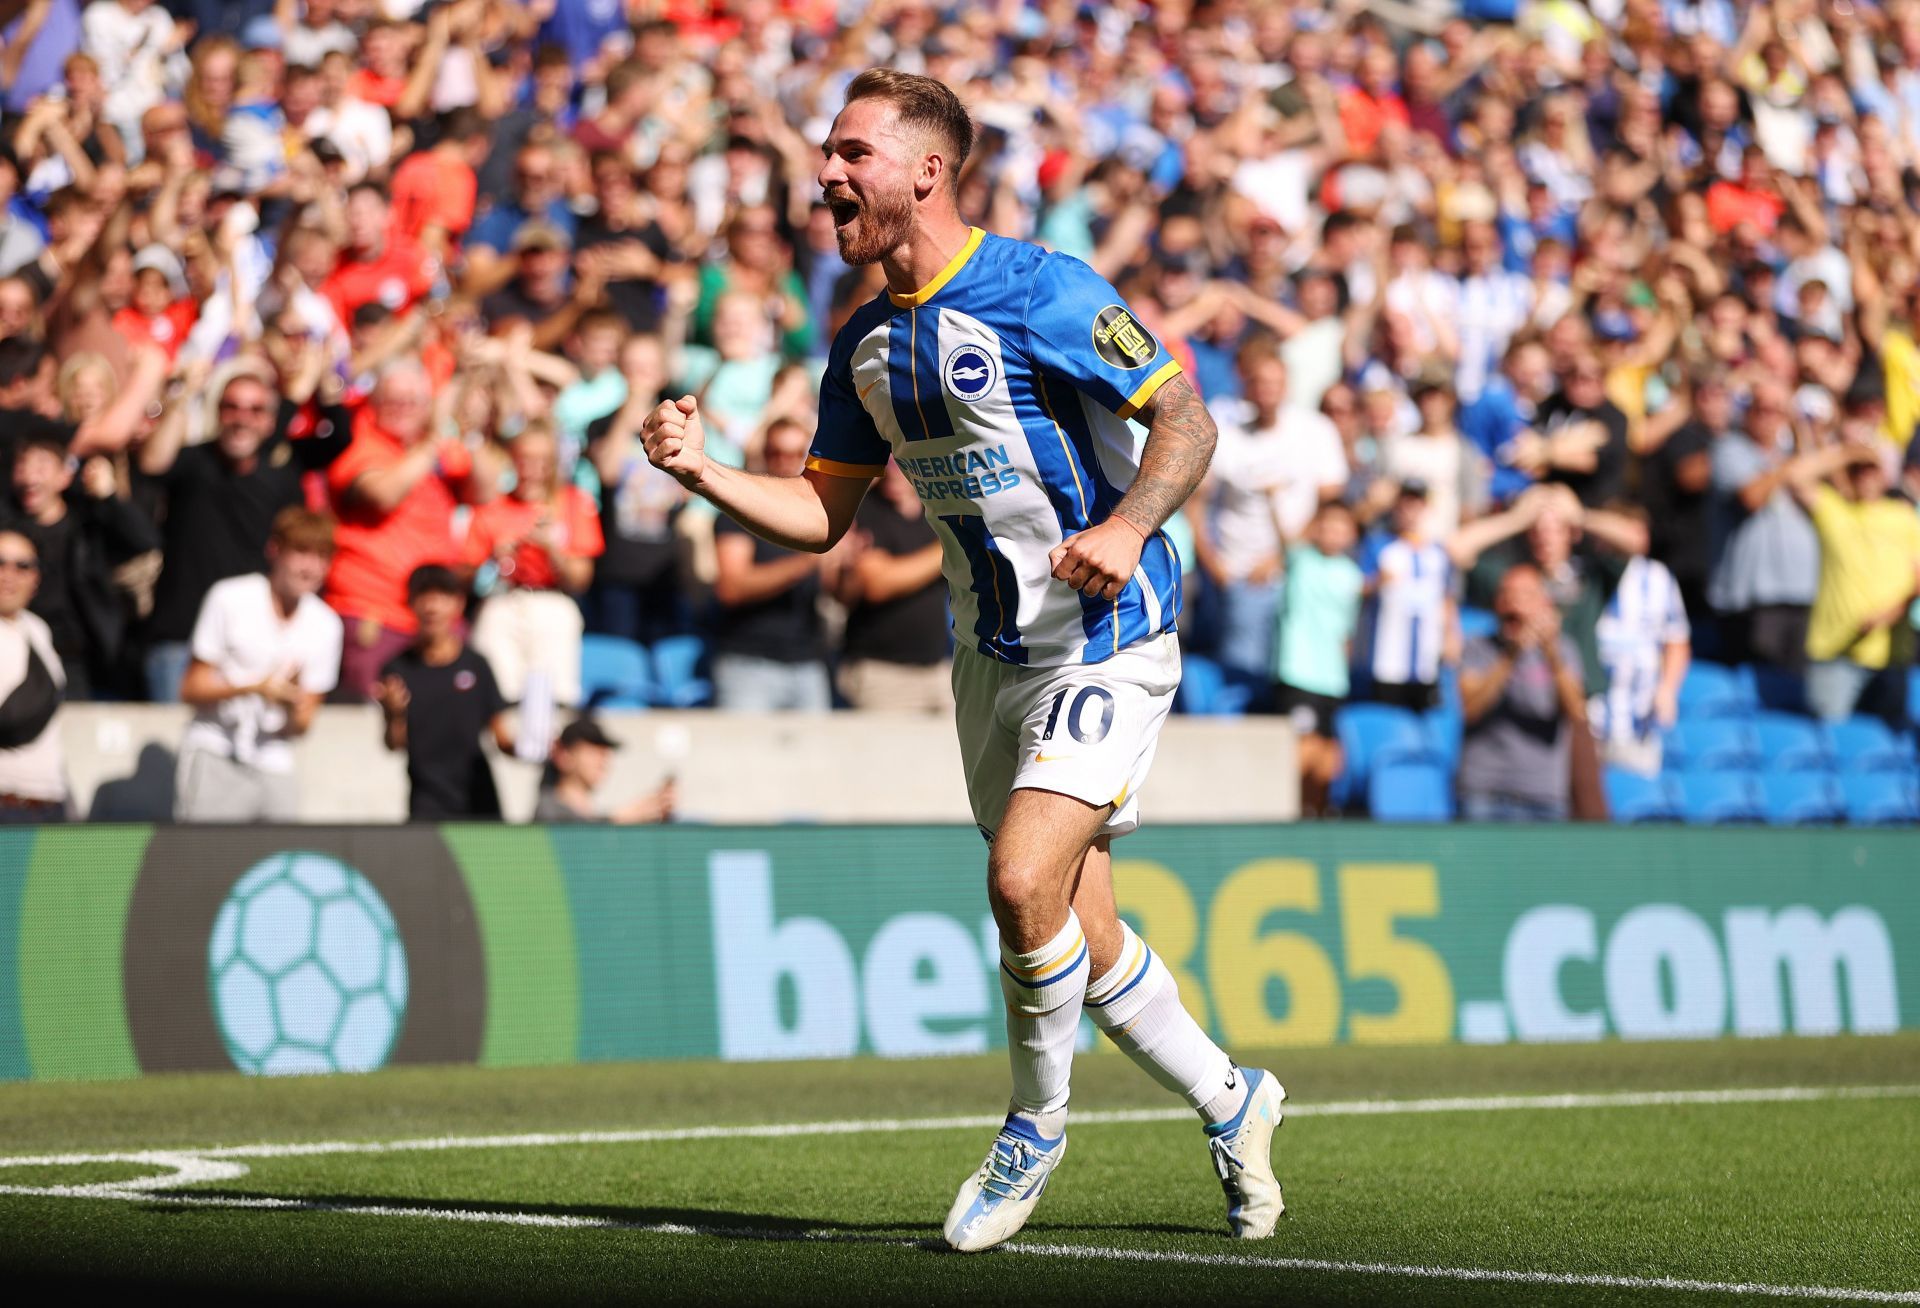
[270,507,336,557]
[843,68,974,189]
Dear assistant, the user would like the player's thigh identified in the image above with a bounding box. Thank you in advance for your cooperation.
[951,644,1021,835]
[1009,633,1181,836]
[991,786,1113,901]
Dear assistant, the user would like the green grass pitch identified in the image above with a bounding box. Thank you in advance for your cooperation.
[1,1035,1917,1306]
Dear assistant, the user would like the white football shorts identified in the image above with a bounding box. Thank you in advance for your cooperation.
[951,630,1180,839]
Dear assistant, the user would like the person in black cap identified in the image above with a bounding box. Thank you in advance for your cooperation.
[375,564,514,821]
[532,716,676,824]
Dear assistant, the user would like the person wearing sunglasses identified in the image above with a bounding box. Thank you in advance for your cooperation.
[0,530,66,821]
[137,360,351,703]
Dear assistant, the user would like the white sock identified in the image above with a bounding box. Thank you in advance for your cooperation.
[999,910,1091,1127]
[1085,922,1244,1125]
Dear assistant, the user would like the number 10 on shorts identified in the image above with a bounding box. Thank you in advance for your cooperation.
[1041,686,1116,744]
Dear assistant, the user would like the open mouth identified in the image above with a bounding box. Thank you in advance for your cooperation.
[827,196,860,227]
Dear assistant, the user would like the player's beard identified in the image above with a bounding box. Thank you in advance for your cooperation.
[833,186,915,266]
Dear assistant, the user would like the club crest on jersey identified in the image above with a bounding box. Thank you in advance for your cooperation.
[944,343,997,402]
[1092,305,1157,369]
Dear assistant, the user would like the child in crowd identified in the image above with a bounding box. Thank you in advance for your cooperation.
[1359,479,1459,711]
[1272,500,1364,817]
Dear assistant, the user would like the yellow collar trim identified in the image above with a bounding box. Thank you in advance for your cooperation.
[888,227,985,308]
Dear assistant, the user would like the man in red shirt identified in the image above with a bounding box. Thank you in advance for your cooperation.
[324,358,484,700]
[390,108,486,259]
[322,182,439,328]
[1706,146,1786,237]
[1339,44,1410,161]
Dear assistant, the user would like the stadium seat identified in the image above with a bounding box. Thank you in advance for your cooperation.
[1840,770,1920,826]
[1677,662,1751,720]
[1604,768,1680,823]
[1826,716,1912,773]
[1672,770,1767,825]
[1759,770,1847,826]
[1338,703,1435,774]
[648,635,712,708]
[1664,718,1762,772]
[1335,704,1438,815]
[580,635,651,710]
[1750,664,1807,713]
[1458,606,1498,642]
[1752,711,1833,772]
[1419,666,1462,770]
[1176,654,1252,715]
[1368,759,1455,821]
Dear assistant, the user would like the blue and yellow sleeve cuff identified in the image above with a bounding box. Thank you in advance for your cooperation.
[1116,359,1183,421]
[805,456,888,479]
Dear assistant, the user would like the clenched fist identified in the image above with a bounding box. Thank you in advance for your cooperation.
[643,395,708,489]
[1050,517,1146,602]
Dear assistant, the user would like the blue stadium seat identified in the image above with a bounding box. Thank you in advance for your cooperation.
[1677,662,1751,720]
[1760,770,1847,826]
[1424,684,1462,774]
[1369,759,1455,821]
[580,635,651,710]
[1753,711,1832,772]
[1175,654,1252,716]
[1672,770,1767,825]
[648,635,712,708]
[1664,719,1762,772]
[1826,716,1912,773]
[1605,768,1680,823]
[1335,704,1438,815]
[1840,770,1920,826]
[1338,703,1434,772]
[1750,664,1807,713]
[1458,606,1498,641]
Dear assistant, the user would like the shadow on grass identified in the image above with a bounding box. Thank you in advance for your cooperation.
[144,1189,1219,1242]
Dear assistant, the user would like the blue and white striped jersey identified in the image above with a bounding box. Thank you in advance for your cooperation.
[807,228,1186,667]
[1362,536,1452,687]
[1591,556,1690,745]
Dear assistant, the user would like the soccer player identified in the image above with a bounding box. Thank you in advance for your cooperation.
[642,70,1284,1252]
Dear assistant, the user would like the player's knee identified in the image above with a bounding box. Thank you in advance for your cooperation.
[986,855,1053,918]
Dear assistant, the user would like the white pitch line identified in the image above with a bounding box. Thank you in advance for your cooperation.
[2,1083,1916,1171]
[0,1185,1911,1304]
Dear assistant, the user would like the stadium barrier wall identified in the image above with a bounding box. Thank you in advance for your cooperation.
[57,705,1299,824]
[0,824,1913,1081]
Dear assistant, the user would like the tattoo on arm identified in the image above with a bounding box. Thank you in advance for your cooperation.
[1112,374,1217,537]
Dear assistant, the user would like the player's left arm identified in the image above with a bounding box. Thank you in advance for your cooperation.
[1050,373,1217,601]
[1026,254,1218,601]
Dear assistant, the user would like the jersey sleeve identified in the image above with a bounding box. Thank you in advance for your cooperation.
[807,350,889,479]
[1024,254,1183,420]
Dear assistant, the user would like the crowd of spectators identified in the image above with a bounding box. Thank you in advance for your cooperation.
[2,0,1920,822]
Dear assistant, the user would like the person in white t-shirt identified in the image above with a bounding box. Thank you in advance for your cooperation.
[0,531,68,821]
[79,0,185,149]
[1191,343,1347,682]
[175,509,344,822]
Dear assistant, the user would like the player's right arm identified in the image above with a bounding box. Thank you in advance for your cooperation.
[642,395,872,554]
